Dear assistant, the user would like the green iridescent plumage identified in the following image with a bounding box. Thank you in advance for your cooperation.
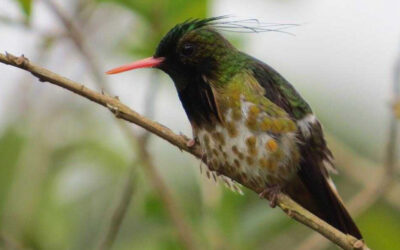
[115,17,363,240]
[155,18,312,122]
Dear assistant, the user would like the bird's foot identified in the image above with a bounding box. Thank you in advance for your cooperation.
[186,137,198,148]
[259,184,281,208]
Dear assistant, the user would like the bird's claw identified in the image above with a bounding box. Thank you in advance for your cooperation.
[186,138,196,148]
[259,185,281,208]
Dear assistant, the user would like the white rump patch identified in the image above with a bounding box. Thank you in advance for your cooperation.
[297,114,317,138]
[323,159,338,174]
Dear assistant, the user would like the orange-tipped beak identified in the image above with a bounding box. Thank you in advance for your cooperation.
[106,57,165,74]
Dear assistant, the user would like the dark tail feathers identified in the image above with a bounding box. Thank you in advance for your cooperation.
[284,164,362,239]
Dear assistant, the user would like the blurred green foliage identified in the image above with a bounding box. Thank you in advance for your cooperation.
[0,126,25,224]
[1,120,399,249]
[1,0,400,250]
[97,0,208,56]
[357,203,400,249]
[14,0,32,19]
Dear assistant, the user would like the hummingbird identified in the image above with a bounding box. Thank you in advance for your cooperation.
[106,17,362,239]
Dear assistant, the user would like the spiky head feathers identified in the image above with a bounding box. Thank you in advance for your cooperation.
[154,16,228,58]
[154,17,244,88]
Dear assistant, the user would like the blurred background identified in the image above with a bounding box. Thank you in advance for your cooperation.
[0,0,400,249]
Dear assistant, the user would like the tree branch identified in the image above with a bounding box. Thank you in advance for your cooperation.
[296,41,400,250]
[0,231,25,250]
[42,0,107,88]
[0,52,369,250]
[39,1,198,249]
[98,163,136,250]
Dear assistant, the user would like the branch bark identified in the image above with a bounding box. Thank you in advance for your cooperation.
[296,41,400,250]
[39,2,198,249]
[42,0,107,88]
[98,164,136,250]
[0,52,369,250]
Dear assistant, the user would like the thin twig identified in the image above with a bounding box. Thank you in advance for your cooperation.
[296,44,400,250]
[119,122,199,250]
[0,15,27,27]
[0,14,65,40]
[98,164,136,250]
[137,136,199,249]
[42,0,107,88]
[0,52,370,250]
[140,72,161,143]
[40,0,195,249]
[40,2,198,249]
[296,173,384,250]
[0,231,27,250]
[386,44,400,176]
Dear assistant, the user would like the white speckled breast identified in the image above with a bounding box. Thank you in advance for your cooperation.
[195,99,299,189]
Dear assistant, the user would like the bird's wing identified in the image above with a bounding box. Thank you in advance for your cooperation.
[250,59,335,173]
[248,59,362,239]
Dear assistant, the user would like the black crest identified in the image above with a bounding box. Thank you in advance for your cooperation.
[154,16,298,57]
[154,16,226,57]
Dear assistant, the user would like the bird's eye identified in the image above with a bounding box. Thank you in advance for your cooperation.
[181,43,194,56]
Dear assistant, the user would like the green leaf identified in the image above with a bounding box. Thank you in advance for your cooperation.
[97,0,209,56]
[15,0,32,19]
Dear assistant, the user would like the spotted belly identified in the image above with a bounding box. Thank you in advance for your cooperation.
[195,106,300,190]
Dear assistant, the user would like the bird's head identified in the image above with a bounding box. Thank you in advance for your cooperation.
[106,17,296,125]
[106,17,242,90]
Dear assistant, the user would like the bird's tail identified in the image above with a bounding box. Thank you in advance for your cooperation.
[284,162,362,239]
